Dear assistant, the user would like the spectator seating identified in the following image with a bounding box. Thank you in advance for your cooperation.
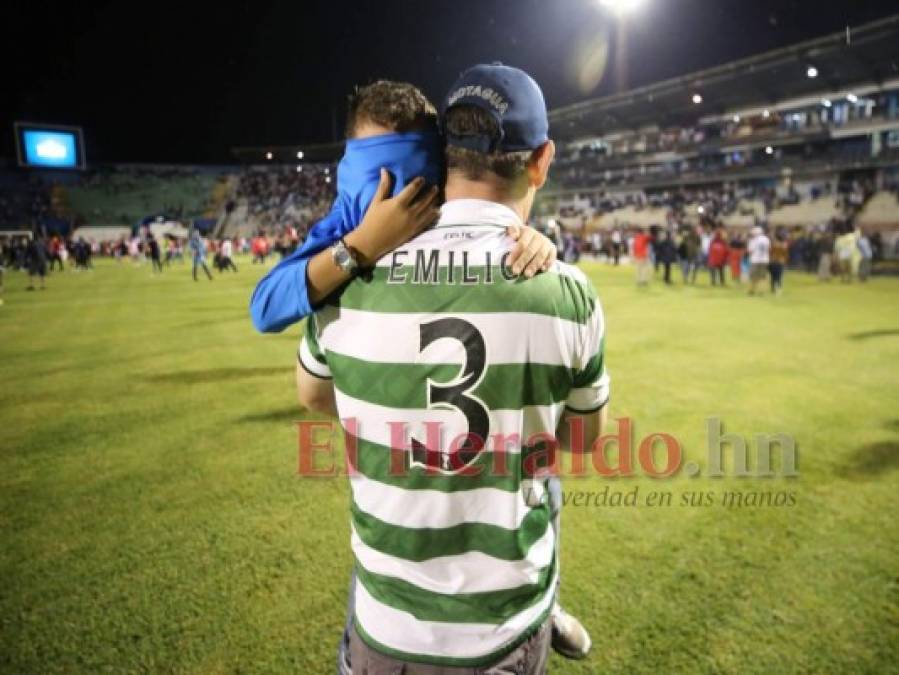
[857,191,899,229]
[768,197,841,227]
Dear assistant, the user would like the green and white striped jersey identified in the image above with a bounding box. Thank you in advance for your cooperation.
[299,199,609,667]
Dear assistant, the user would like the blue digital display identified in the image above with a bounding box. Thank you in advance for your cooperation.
[22,129,79,168]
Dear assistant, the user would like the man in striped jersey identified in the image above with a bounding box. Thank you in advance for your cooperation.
[298,64,609,674]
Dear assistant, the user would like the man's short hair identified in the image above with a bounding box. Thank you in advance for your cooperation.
[444,106,533,182]
[346,80,437,137]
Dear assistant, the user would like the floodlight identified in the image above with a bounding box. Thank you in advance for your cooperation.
[765,146,774,155]
[265,152,273,160]
[806,66,818,78]
[297,151,304,159]
[762,109,771,118]
[692,93,703,104]
[599,0,646,16]
[847,93,858,103]
[821,99,832,108]
[732,114,741,123]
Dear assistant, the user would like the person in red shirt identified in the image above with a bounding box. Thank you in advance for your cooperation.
[251,234,269,264]
[708,229,729,286]
[48,236,64,272]
[727,232,745,283]
[632,227,652,286]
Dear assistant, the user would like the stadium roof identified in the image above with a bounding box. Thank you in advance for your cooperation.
[549,13,899,142]
[231,140,344,164]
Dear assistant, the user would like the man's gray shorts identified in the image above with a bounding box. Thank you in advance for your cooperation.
[346,619,552,675]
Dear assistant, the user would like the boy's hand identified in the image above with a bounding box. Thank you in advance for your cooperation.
[345,168,440,266]
[507,225,558,278]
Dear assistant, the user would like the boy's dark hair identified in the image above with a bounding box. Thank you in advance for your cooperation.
[444,105,533,182]
[346,80,437,137]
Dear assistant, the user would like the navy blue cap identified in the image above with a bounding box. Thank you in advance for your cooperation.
[441,62,549,154]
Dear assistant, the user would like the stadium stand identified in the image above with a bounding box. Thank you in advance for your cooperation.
[0,161,336,244]
[217,165,333,239]
[61,165,223,225]
[858,189,899,229]
[3,16,896,266]
[536,14,899,258]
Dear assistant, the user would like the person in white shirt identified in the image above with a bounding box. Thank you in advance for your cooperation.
[747,226,771,295]
[857,228,873,282]
[699,227,712,270]
[219,239,237,273]
[611,228,622,265]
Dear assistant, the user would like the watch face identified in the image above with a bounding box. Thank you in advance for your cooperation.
[333,242,357,272]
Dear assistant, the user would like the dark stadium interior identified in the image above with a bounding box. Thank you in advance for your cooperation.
[5,0,899,163]
[3,2,899,674]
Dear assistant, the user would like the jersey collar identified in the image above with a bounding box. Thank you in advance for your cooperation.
[435,198,523,229]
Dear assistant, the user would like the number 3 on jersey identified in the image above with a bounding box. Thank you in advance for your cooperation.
[410,317,490,474]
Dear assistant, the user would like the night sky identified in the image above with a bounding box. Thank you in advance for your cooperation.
[5,0,898,164]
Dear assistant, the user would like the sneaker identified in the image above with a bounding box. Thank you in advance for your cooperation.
[551,602,591,660]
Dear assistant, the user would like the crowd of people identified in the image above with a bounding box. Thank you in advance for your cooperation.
[230,165,335,232]
[552,220,880,294]
[554,177,881,231]
[0,219,319,293]
[0,163,339,246]
[554,87,899,191]
[559,94,896,166]
[0,234,98,290]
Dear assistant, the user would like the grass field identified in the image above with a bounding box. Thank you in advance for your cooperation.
[1,256,898,674]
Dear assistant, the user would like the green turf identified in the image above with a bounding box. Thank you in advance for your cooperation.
[1,258,898,674]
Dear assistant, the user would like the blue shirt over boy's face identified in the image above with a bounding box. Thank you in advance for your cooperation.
[249,130,444,333]
[336,131,444,230]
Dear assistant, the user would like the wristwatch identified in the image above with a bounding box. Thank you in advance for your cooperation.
[331,238,361,276]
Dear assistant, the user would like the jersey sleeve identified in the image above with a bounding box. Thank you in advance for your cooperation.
[249,205,349,333]
[297,314,333,379]
[565,298,610,414]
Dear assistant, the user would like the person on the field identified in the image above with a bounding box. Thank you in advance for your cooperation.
[610,227,622,265]
[296,64,608,674]
[147,233,163,273]
[188,230,213,281]
[834,226,857,283]
[747,226,770,295]
[219,238,238,273]
[769,232,788,294]
[250,234,269,264]
[47,235,64,272]
[657,229,677,284]
[26,235,48,291]
[633,227,652,286]
[253,80,587,669]
[699,225,712,271]
[129,236,142,264]
[728,231,745,283]
[817,228,834,281]
[680,226,700,283]
[164,236,176,266]
[708,229,729,286]
[857,228,873,281]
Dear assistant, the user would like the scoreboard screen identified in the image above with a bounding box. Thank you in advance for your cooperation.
[14,123,85,169]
